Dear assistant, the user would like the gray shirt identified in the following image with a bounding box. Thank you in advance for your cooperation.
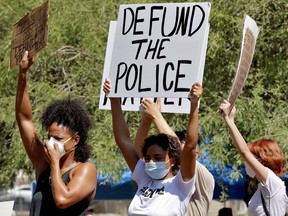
[185,161,215,216]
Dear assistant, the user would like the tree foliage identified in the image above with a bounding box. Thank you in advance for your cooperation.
[0,0,287,200]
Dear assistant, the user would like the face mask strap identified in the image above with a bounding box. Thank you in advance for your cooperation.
[62,132,78,144]
[64,146,77,154]
[165,158,172,164]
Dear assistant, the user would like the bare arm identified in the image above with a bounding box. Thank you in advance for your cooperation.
[140,99,177,136]
[134,113,152,158]
[181,83,202,181]
[103,79,139,172]
[220,100,268,184]
[49,162,97,208]
[15,51,48,178]
[134,98,177,158]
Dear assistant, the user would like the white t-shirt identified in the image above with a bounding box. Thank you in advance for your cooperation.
[248,168,288,216]
[128,159,196,216]
[185,161,215,216]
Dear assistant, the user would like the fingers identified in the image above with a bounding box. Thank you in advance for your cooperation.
[53,142,60,152]
[103,78,111,93]
[20,51,35,71]
[222,99,231,105]
[219,99,236,118]
[140,98,161,118]
[20,51,29,69]
[22,51,29,61]
[155,98,161,105]
[43,139,61,164]
[192,82,201,87]
[190,82,203,99]
[219,101,229,111]
[140,98,152,109]
[155,98,162,111]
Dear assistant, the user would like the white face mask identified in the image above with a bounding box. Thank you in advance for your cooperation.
[145,159,171,180]
[48,137,65,157]
[47,133,77,157]
[245,162,256,178]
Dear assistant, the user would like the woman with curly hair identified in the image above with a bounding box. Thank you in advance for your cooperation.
[220,99,287,216]
[16,51,97,216]
[134,99,214,216]
[103,79,202,215]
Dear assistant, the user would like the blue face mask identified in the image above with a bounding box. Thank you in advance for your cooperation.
[145,159,171,180]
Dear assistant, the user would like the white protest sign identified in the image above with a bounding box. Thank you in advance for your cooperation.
[227,15,259,110]
[108,3,211,98]
[99,20,209,113]
[0,201,15,216]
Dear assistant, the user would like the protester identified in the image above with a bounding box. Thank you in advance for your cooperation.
[134,98,214,216]
[16,51,97,216]
[220,99,287,216]
[103,79,202,215]
[175,130,215,216]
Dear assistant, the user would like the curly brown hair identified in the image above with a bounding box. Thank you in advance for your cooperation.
[142,133,181,175]
[40,96,94,162]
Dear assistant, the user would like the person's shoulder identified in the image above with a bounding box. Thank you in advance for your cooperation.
[196,161,209,172]
[82,161,97,170]
[196,162,214,179]
[75,161,97,174]
[266,168,283,184]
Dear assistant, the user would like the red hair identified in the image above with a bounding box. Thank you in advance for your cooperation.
[248,139,286,176]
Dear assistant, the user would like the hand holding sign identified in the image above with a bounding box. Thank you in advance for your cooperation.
[103,78,112,96]
[219,100,236,122]
[20,51,35,73]
[140,98,162,120]
[190,82,203,101]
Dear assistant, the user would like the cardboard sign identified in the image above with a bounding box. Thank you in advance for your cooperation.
[99,20,209,113]
[9,1,49,70]
[107,3,211,98]
[227,15,259,110]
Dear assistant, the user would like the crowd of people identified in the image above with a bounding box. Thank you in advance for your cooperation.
[15,50,287,215]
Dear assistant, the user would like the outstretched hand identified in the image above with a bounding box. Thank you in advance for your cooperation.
[20,51,35,73]
[140,98,161,120]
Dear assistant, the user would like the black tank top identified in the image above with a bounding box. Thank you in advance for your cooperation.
[29,167,90,216]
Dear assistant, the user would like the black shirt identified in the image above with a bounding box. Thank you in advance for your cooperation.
[29,167,90,216]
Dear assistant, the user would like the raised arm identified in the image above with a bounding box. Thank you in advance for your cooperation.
[103,79,139,171]
[16,51,47,177]
[134,112,152,158]
[141,99,177,136]
[134,98,177,158]
[219,100,268,184]
[181,82,202,181]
